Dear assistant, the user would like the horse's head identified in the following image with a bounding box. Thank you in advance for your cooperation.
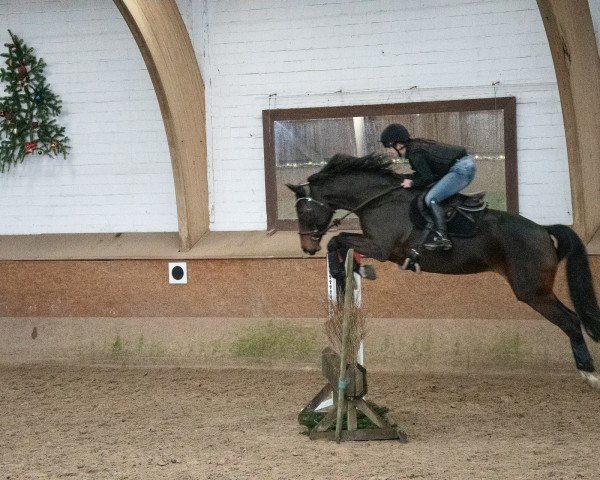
[286,183,334,255]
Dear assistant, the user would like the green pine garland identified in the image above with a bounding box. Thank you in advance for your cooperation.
[0,30,69,172]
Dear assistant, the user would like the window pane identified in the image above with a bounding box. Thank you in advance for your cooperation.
[274,118,358,220]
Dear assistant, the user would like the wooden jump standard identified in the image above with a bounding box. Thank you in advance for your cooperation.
[299,249,407,442]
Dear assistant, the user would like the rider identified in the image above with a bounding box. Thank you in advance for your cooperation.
[380,124,476,250]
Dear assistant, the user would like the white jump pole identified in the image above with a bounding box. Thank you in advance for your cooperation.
[328,254,364,364]
[316,254,364,411]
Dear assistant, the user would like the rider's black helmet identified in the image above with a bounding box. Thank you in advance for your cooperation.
[380,124,410,147]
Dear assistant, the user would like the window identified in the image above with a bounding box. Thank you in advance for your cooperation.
[263,97,517,231]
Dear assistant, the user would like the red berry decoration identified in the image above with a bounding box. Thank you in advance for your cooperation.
[17,64,27,78]
[24,141,38,154]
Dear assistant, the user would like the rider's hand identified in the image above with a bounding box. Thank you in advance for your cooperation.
[401,178,413,188]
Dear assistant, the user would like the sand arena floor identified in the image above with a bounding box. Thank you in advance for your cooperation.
[1,364,600,480]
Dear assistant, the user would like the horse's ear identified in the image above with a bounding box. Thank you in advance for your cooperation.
[286,183,306,197]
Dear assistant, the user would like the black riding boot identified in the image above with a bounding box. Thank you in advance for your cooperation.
[424,200,452,251]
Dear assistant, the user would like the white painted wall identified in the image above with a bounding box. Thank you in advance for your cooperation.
[0,0,574,235]
[201,0,571,229]
[590,0,600,55]
[0,0,180,234]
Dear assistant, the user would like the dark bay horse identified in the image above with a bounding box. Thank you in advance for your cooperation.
[287,153,600,389]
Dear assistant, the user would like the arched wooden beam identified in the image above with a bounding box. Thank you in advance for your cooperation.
[114,0,209,251]
[537,0,600,241]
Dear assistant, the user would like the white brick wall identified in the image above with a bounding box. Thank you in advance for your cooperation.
[0,0,181,234]
[0,0,574,234]
[201,0,571,229]
[591,0,600,55]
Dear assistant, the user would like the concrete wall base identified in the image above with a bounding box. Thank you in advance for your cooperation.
[2,316,598,375]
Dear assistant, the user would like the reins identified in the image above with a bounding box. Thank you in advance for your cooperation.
[297,184,404,238]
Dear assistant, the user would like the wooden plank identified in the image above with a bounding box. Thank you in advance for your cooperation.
[347,400,357,431]
[309,427,402,442]
[313,409,337,433]
[298,383,333,424]
[114,0,209,251]
[0,230,339,261]
[321,347,366,398]
[355,398,390,429]
[335,249,356,443]
[536,0,600,241]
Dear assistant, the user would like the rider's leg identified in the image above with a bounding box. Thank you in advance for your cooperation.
[425,199,453,250]
[424,156,476,250]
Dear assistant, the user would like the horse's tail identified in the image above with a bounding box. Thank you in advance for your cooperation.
[545,224,600,342]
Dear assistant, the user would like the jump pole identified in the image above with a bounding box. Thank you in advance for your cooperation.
[328,253,364,363]
[335,248,357,442]
[315,254,363,412]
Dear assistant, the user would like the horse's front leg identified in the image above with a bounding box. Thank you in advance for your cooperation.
[328,232,392,261]
[327,233,392,297]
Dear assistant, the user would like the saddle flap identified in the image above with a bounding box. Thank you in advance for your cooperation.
[410,191,488,238]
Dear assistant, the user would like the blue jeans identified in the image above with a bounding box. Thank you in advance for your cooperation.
[424,155,476,206]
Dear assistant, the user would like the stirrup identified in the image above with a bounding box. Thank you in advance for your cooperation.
[424,232,452,251]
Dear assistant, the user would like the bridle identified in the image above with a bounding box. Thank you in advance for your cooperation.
[295,196,335,240]
[295,184,405,240]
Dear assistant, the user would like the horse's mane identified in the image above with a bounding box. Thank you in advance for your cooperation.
[308,152,399,184]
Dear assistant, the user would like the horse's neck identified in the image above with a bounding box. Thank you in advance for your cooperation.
[321,176,408,211]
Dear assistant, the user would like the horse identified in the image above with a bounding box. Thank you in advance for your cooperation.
[287,152,600,390]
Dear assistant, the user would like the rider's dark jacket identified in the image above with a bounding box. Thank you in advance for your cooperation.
[404,138,468,188]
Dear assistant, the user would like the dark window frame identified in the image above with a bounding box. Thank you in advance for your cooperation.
[262,97,517,231]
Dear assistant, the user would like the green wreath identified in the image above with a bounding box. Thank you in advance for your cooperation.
[0,30,69,172]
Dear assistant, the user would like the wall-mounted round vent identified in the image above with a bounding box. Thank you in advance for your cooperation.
[168,262,188,284]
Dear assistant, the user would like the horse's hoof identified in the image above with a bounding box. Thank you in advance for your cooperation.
[579,370,600,390]
[359,265,376,280]
[399,259,420,273]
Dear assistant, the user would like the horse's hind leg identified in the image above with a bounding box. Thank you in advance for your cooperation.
[526,296,594,370]
[524,295,599,389]
[505,247,599,388]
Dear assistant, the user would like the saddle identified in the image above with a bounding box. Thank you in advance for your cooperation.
[409,191,487,238]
